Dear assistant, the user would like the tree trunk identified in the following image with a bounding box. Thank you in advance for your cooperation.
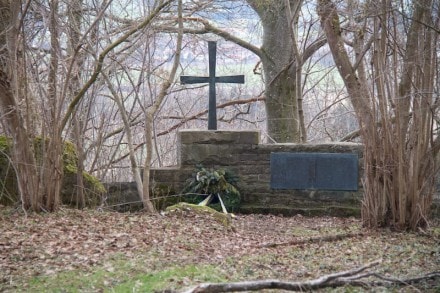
[0,0,40,211]
[104,71,149,212]
[68,0,86,209]
[142,112,158,213]
[247,1,301,142]
[41,137,63,211]
[142,0,183,213]
[73,118,86,208]
[41,0,62,212]
[0,74,40,210]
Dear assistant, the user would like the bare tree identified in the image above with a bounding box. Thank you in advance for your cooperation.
[0,0,174,212]
[318,0,440,229]
[172,0,326,142]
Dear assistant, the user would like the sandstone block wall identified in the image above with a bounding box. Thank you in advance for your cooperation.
[174,130,364,216]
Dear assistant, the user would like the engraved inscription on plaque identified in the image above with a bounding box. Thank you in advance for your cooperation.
[270,153,358,191]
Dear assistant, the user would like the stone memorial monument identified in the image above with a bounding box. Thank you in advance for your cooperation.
[106,41,367,217]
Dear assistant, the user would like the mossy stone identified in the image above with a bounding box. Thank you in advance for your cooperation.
[0,135,105,207]
[166,202,232,227]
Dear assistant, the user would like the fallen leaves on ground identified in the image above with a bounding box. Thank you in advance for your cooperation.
[0,206,439,292]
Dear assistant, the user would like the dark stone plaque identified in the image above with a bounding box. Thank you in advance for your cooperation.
[270,153,358,191]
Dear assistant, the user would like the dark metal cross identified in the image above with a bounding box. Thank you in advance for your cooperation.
[180,41,245,130]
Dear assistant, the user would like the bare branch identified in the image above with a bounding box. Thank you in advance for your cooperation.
[157,96,265,136]
[301,37,327,62]
[181,263,440,292]
[258,232,364,249]
[181,17,263,58]
[60,0,173,132]
[183,260,381,292]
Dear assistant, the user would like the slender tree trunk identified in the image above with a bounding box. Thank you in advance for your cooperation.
[0,73,39,210]
[143,113,158,213]
[68,0,86,208]
[41,0,62,211]
[142,0,183,212]
[73,117,86,208]
[0,0,40,211]
[104,71,147,211]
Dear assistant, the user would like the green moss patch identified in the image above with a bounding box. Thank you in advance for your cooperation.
[26,255,226,293]
[0,135,105,207]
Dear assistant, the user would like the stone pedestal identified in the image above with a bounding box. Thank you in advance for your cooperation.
[178,130,260,166]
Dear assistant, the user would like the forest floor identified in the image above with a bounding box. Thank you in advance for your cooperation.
[0,205,439,292]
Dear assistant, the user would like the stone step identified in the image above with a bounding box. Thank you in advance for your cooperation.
[238,204,361,218]
[239,200,440,219]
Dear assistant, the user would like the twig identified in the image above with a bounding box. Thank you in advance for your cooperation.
[363,271,440,287]
[258,232,365,248]
[0,149,28,217]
